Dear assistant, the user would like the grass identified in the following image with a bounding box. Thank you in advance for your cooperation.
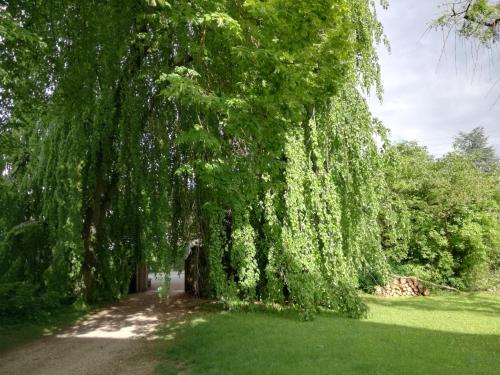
[159,293,500,375]
[0,304,89,352]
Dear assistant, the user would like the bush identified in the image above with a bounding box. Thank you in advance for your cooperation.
[331,284,368,319]
[380,143,500,289]
[0,282,61,322]
[0,282,36,320]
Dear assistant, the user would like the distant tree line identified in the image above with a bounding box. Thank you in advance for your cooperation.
[379,127,499,290]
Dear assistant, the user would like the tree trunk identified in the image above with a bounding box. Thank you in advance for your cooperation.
[82,146,114,301]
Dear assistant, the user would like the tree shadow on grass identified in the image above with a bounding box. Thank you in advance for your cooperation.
[163,310,500,375]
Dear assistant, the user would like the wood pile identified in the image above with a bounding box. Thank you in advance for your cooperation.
[374,277,430,297]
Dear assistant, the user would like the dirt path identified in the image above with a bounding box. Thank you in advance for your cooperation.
[0,272,200,375]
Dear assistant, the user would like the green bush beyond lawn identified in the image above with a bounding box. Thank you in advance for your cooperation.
[160,293,500,375]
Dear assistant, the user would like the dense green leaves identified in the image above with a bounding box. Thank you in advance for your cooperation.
[3,0,496,322]
[380,142,500,289]
[0,0,389,317]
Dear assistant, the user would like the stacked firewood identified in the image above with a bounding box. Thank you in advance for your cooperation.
[374,277,430,297]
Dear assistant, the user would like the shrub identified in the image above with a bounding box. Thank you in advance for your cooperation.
[0,282,61,322]
[380,143,500,289]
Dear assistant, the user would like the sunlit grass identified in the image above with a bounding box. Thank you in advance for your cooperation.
[364,293,500,335]
[159,293,500,375]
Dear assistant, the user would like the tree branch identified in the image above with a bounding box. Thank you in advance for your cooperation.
[464,13,500,28]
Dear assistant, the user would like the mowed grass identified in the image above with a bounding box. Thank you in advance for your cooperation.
[160,293,500,375]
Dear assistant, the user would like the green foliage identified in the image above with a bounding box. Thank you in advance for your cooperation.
[435,0,500,45]
[2,0,499,324]
[230,213,259,299]
[453,126,498,172]
[157,0,388,317]
[330,283,369,319]
[1,0,389,318]
[0,221,50,286]
[158,277,171,302]
[0,282,61,321]
[380,142,500,289]
[2,0,498,322]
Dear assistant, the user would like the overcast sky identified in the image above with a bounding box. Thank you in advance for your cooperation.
[368,0,500,156]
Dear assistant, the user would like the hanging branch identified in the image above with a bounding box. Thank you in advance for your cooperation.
[436,1,500,44]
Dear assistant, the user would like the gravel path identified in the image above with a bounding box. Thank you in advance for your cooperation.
[0,272,199,375]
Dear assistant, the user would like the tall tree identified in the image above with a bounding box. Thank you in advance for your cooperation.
[1,0,389,317]
[453,126,498,171]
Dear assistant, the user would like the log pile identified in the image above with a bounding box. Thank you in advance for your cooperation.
[374,277,430,297]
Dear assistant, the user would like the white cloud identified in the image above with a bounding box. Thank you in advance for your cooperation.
[369,0,500,156]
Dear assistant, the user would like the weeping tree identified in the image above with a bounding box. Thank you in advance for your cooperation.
[2,0,174,302]
[436,0,500,45]
[1,0,390,317]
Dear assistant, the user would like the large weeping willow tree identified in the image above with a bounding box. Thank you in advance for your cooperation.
[1,0,389,317]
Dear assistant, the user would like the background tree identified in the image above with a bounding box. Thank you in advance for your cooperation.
[380,140,500,290]
[453,126,498,172]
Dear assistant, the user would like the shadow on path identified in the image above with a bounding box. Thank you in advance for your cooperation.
[0,272,202,375]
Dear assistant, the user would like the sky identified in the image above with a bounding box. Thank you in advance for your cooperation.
[368,0,500,156]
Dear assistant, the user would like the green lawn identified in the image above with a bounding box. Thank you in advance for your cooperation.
[159,293,500,374]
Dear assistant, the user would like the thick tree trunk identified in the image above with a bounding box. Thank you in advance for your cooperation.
[80,22,145,301]
[185,241,210,297]
[82,147,112,301]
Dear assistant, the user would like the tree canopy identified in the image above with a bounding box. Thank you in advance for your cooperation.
[0,0,390,318]
[380,141,499,289]
[436,0,500,45]
[453,126,498,172]
[1,1,499,321]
